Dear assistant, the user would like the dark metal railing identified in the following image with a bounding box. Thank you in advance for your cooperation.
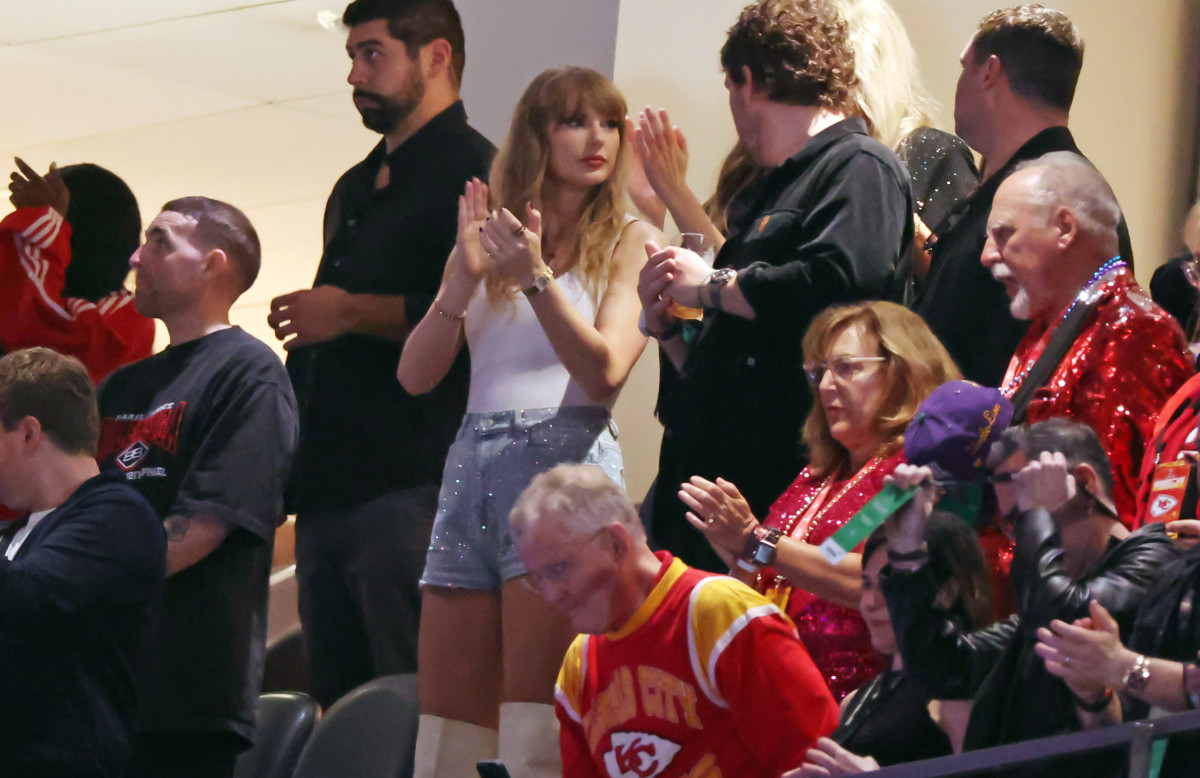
[868,708,1200,777]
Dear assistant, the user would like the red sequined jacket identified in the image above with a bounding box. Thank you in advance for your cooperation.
[1003,268,1194,526]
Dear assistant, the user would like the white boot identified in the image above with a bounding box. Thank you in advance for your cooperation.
[414,714,498,778]
[497,702,562,778]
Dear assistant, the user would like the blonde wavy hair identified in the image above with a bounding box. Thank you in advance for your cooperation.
[803,301,960,477]
[829,0,938,149]
[486,66,630,306]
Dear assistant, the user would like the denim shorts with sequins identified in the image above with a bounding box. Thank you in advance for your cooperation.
[420,406,624,591]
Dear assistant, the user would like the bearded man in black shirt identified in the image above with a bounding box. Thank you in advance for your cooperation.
[267,0,494,709]
[98,197,298,778]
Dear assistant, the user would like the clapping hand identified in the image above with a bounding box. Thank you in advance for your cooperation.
[1035,599,1128,706]
[630,108,690,205]
[451,177,494,282]
[479,204,546,290]
[679,475,759,567]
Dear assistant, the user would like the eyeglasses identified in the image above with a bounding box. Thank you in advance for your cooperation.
[523,527,609,595]
[804,356,887,386]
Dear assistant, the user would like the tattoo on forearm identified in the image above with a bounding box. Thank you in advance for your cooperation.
[164,516,191,542]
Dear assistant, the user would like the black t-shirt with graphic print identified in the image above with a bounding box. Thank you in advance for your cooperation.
[97,326,298,744]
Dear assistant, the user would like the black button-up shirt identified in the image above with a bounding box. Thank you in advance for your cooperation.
[651,117,913,570]
[286,101,495,512]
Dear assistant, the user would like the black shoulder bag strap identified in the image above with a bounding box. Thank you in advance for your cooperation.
[1009,295,1102,424]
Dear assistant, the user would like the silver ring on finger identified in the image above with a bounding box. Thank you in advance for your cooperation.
[1063,656,1071,667]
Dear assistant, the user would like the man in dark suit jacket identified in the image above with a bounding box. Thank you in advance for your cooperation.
[0,347,165,777]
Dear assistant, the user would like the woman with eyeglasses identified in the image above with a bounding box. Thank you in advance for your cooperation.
[681,300,958,699]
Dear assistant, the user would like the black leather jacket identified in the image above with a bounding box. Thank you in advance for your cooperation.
[882,509,1178,760]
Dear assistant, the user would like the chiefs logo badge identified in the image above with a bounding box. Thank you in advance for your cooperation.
[1150,494,1179,518]
[603,732,681,778]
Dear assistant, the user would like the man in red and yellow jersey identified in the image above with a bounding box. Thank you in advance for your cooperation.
[510,464,838,778]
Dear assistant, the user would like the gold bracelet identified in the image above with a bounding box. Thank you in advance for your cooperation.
[433,300,466,321]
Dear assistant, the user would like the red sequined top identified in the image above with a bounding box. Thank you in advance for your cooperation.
[1001,268,1194,526]
[754,450,904,700]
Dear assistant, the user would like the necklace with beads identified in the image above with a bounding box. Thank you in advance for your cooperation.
[756,453,888,590]
[1001,255,1125,396]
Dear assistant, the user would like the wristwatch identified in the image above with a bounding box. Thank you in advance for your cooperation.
[736,526,783,572]
[1122,654,1151,694]
[702,267,737,309]
[523,267,554,297]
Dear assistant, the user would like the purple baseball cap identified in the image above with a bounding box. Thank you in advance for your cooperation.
[904,380,1014,482]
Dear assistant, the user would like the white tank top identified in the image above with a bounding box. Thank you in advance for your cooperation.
[464,218,634,414]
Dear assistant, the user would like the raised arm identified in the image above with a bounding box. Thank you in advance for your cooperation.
[397,178,492,394]
[481,207,659,401]
[680,475,863,608]
[881,465,1014,698]
[2,159,153,383]
[1006,453,1178,628]
[629,109,725,250]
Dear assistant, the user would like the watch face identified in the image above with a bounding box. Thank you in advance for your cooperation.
[751,541,774,566]
[710,268,737,286]
[524,272,552,296]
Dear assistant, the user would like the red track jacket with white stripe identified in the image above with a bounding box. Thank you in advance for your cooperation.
[0,205,153,385]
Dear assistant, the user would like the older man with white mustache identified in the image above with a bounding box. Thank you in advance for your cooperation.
[982,150,1193,525]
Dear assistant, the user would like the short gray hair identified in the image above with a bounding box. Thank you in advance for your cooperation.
[509,464,642,544]
[1014,151,1121,258]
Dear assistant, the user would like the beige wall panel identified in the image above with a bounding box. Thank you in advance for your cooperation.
[610,0,1200,497]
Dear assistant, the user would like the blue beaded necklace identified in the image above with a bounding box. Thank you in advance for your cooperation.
[1002,255,1125,395]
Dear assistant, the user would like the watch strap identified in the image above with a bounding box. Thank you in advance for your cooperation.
[702,268,736,310]
[1122,654,1151,694]
[522,267,554,297]
[737,526,783,572]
